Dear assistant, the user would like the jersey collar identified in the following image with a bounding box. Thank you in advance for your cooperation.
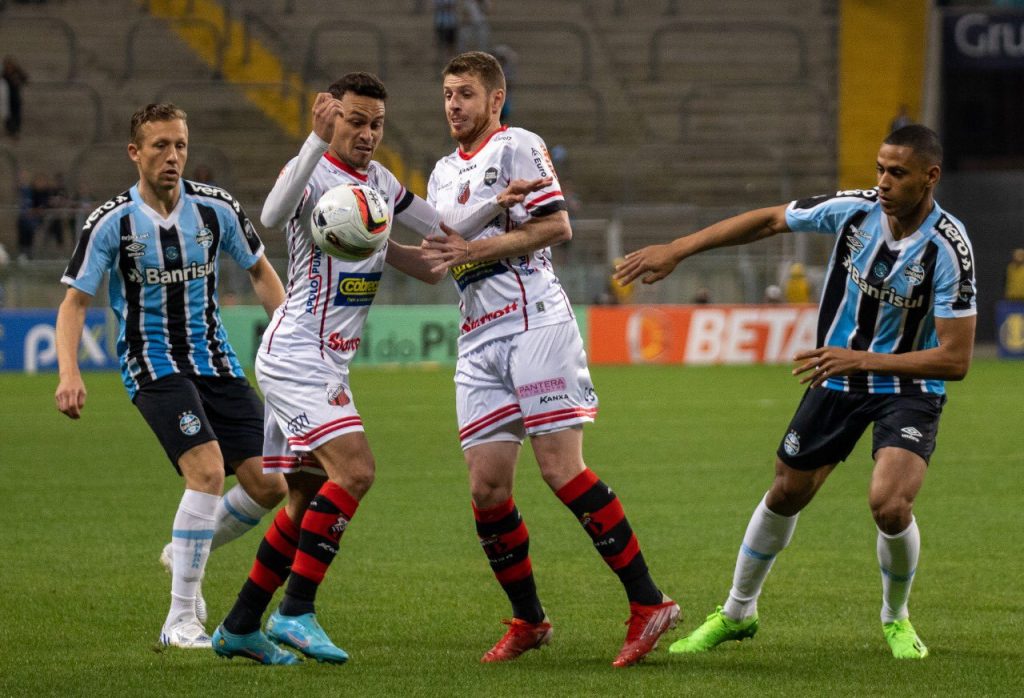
[323,151,369,182]
[880,202,940,249]
[458,125,509,161]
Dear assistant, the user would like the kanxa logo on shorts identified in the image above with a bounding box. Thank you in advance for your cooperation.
[179,411,201,436]
[286,412,312,435]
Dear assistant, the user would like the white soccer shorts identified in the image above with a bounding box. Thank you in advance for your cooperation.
[456,320,598,450]
[255,351,364,476]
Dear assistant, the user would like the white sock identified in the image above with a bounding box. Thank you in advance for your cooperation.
[211,485,271,551]
[165,489,219,627]
[723,493,799,621]
[877,517,920,624]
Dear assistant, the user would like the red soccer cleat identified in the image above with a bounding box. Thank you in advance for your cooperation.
[612,597,681,668]
[480,618,553,663]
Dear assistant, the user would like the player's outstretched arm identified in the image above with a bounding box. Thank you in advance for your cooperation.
[247,254,286,318]
[792,315,976,388]
[385,240,446,284]
[614,204,791,285]
[261,93,343,230]
[422,209,571,273]
[54,287,91,419]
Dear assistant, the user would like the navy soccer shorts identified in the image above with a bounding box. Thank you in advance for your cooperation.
[776,386,946,470]
[133,373,264,473]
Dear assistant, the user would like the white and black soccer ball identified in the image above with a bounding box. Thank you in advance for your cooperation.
[310,183,392,261]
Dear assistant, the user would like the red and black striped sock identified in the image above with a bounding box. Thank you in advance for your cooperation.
[556,468,662,605]
[474,498,545,624]
[278,481,359,617]
[223,507,300,634]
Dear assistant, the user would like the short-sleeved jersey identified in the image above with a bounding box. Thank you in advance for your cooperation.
[428,125,573,355]
[260,152,413,372]
[62,181,265,398]
[785,187,976,395]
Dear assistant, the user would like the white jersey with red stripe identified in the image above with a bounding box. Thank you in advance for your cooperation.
[261,149,409,371]
[428,125,574,355]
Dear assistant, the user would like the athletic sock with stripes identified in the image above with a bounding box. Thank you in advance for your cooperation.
[723,493,799,621]
[474,498,545,624]
[222,508,300,634]
[277,481,359,617]
[556,468,662,606]
[165,489,219,627]
[877,517,920,624]
[211,484,272,551]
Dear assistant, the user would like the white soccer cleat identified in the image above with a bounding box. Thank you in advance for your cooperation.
[160,543,208,624]
[160,618,212,649]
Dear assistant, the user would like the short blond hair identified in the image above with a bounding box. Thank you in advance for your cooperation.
[130,103,187,143]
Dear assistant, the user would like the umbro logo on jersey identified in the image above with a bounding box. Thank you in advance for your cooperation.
[846,236,864,252]
[901,426,923,442]
[126,241,146,258]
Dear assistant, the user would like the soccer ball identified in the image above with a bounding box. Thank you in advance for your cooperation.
[310,183,392,261]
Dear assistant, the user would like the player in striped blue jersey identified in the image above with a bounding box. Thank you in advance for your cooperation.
[55,104,288,649]
[616,125,976,659]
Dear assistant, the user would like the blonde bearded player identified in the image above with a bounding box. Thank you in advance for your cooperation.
[422,52,679,668]
[210,72,547,665]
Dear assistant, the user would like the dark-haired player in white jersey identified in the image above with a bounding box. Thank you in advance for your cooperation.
[211,72,547,665]
[423,52,679,668]
[616,125,976,660]
[55,103,288,649]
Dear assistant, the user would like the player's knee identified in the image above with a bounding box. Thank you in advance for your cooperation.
[184,466,224,495]
[332,459,375,499]
[469,479,512,509]
[870,497,913,534]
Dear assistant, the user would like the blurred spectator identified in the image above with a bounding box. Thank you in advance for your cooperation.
[763,284,783,304]
[784,262,811,303]
[1005,248,1024,300]
[493,44,518,123]
[16,171,50,261]
[191,163,217,185]
[460,0,491,52]
[2,55,28,139]
[693,287,711,304]
[888,104,912,135]
[434,0,459,67]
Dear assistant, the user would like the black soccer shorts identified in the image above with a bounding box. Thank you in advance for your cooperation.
[133,373,264,473]
[776,386,946,470]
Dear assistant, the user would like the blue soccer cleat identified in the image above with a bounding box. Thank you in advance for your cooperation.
[266,610,349,664]
[212,625,302,665]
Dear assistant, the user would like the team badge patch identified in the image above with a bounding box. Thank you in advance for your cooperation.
[195,227,214,248]
[783,430,801,456]
[165,246,180,262]
[326,384,350,407]
[483,167,499,186]
[457,181,470,205]
[179,411,201,436]
[872,261,890,279]
[903,263,925,286]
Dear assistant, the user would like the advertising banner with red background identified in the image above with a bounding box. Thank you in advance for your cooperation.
[589,305,819,365]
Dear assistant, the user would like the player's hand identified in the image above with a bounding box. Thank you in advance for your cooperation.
[792,346,865,388]
[423,227,473,273]
[496,177,552,209]
[55,376,87,419]
[614,244,680,285]
[312,92,344,143]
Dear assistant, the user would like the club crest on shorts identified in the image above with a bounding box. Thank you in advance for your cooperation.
[326,384,350,407]
[783,430,801,456]
[179,411,201,436]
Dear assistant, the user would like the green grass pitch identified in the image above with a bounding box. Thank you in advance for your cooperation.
[1,361,1021,696]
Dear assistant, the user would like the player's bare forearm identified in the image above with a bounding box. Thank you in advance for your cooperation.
[615,205,790,285]
[423,210,570,272]
[386,241,445,284]
[54,288,90,418]
[248,255,286,318]
[793,316,975,387]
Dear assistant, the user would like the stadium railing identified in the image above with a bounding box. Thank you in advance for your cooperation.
[0,15,78,81]
[489,20,593,84]
[303,19,389,83]
[28,82,105,144]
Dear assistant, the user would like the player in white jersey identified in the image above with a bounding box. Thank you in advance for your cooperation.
[422,52,679,668]
[212,72,547,665]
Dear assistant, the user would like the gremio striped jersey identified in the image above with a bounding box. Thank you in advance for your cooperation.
[428,125,573,354]
[785,187,976,395]
[61,182,264,398]
[260,145,412,371]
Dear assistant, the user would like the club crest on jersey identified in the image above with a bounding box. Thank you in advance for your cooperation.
[904,263,925,286]
[165,246,180,262]
[179,411,201,436]
[326,384,351,407]
[457,180,471,204]
[872,261,890,279]
[195,227,214,248]
[484,167,499,186]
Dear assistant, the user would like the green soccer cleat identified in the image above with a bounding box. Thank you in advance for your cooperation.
[883,619,929,659]
[668,606,758,654]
